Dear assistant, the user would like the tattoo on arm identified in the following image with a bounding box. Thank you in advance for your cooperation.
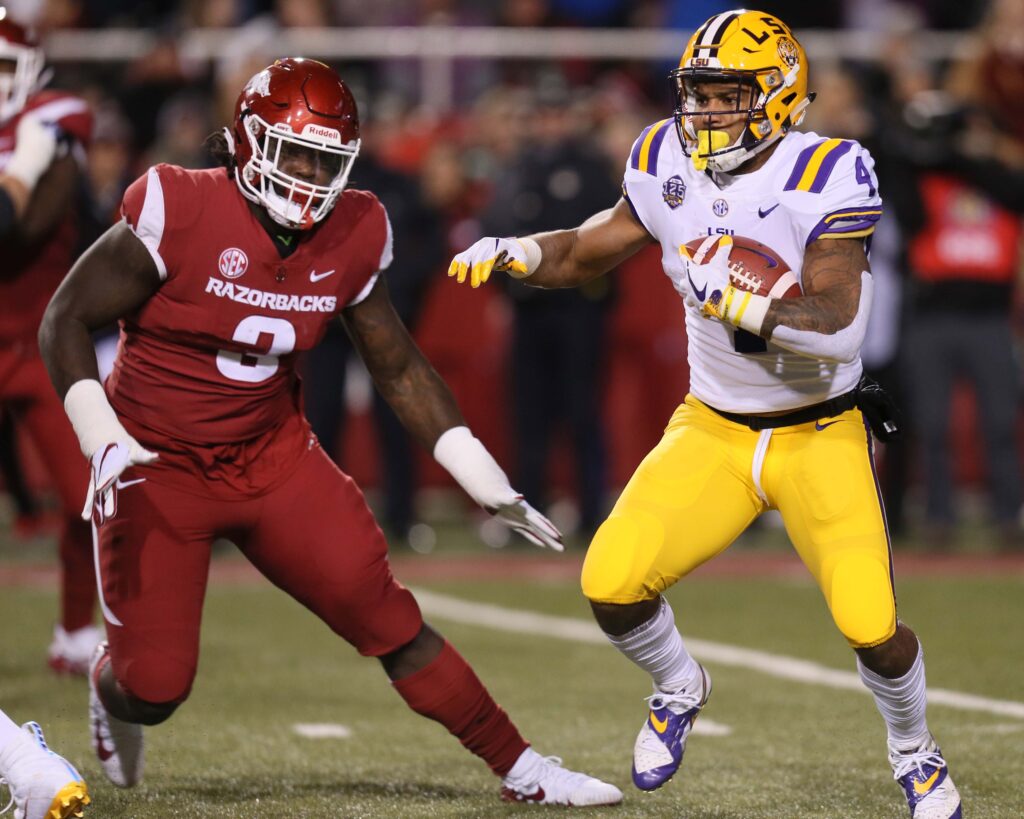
[761,238,868,338]
[342,279,465,451]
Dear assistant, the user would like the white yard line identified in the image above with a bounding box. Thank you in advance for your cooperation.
[414,589,1024,721]
[293,723,352,739]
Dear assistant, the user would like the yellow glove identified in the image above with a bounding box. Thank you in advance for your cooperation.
[447,237,535,288]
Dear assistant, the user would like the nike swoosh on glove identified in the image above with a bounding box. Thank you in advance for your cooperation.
[83,440,158,525]
[448,237,530,288]
[488,495,565,552]
[679,234,735,317]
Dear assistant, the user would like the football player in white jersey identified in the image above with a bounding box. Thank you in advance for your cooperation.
[448,9,961,819]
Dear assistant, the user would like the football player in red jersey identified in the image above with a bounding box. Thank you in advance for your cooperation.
[0,11,102,675]
[38,58,622,808]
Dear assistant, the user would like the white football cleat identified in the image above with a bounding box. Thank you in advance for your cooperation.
[501,749,622,806]
[0,721,89,819]
[88,642,143,788]
[890,735,962,819]
[48,625,104,677]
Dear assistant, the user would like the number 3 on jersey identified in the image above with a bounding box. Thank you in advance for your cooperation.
[216,315,296,383]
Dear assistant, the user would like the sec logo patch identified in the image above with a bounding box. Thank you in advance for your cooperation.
[218,247,249,279]
[712,198,729,217]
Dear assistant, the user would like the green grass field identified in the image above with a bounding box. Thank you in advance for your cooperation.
[1,528,1022,818]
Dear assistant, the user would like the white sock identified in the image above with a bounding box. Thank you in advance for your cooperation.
[503,747,544,784]
[0,709,25,756]
[605,597,701,695]
[857,642,930,751]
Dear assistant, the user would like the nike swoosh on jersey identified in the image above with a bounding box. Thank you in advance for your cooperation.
[814,419,840,431]
[686,268,706,302]
[309,269,336,282]
[115,477,146,490]
[758,203,780,218]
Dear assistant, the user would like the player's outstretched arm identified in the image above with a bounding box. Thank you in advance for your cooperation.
[448,197,653,289]
[342,279,563,550]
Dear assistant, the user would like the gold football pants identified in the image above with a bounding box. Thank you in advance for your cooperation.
[582,395,896,648]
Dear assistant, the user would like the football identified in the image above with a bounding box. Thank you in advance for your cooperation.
[684,235,802,299]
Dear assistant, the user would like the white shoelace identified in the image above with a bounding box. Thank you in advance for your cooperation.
[891,746,945,782]
[646,687,703,714]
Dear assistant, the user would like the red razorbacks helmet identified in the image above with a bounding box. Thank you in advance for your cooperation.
[229,58,360,230]
[0,10,45,124]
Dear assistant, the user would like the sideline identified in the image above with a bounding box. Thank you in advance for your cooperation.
[413,588,1024,721]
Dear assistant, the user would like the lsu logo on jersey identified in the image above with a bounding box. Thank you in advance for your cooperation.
[662,175,686,209]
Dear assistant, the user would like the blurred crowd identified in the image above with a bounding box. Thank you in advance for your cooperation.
[3,0,1000,32]
[3,0,1024,551]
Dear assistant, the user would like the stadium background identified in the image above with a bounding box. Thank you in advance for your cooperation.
[6,0,1022,544]
[2,1,1023,817]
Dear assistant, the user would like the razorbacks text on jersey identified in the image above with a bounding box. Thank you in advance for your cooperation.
[112,164,391,458]
[622,121,882,414]
[0,90,92,345]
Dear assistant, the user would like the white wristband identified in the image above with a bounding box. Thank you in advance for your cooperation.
[64,379,131,459]
[719,286,771,335]
[510,237,543,279]
[433,425,516,509]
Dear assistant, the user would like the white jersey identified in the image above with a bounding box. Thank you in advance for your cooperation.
[622,121,883,413]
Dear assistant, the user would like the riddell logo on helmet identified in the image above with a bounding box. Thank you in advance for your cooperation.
[302,124,341,144]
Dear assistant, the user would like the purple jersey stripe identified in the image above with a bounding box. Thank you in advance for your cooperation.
[806,209,883,245]
[807,140,854,193]
[783,140,826,191]
[630,123,655,171]
[643,120,672,176]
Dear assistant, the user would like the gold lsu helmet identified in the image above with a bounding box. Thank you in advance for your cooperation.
[671,9,813,172]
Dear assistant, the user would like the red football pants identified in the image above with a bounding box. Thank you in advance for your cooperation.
[0,349,95,630]
[95,444,422,704]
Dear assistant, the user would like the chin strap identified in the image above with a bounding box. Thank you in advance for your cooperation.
[222,126,235,154]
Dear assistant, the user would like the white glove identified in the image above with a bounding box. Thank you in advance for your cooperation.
[679,234,735,315]
[84,441,150,524]
[448,236,541,288]
[434,426,564,551]
[64,380,157,523]
[5,112,58,189]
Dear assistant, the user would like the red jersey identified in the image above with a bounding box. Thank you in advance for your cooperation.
[0,90,92,346]
[110,164,391,462]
